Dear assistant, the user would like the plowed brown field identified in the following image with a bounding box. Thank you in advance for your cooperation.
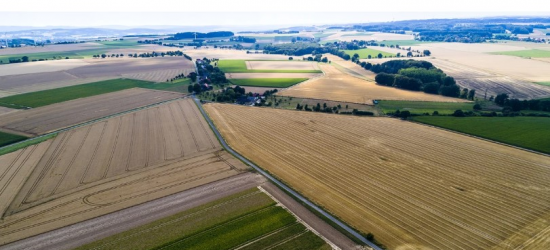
[0,98,248,245]
[0,88,184,136]
[205,103,550,250]
[278,63,468,104]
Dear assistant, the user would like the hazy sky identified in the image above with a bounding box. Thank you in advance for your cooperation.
[1,0,549,27]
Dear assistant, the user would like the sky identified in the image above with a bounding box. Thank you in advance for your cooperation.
[0,0,549,27]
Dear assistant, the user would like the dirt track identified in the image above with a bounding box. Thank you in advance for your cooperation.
[0,88,184,136]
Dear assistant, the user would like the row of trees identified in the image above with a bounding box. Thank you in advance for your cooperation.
[495,93,550,112]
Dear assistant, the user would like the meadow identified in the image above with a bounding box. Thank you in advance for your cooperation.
[230,78,307,88]
[492,49,550,58]
[378,100,475,115]
[74,188,328,250]
[0,78,190,108]
[342,48,395,59]
[217,60,322,73]
[413,116,550,154]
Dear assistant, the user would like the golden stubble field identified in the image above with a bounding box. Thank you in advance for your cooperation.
[205,103,550,250]
[278,63,469,104]
[0,98,248,244]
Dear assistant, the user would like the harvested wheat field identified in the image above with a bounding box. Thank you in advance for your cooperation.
[0,88,184,136]
[225,72,322,79]
[278,63,468,104]
[184,48,289,60]
[245,61,320,70]
[0,98,248,244]
[0,57,194,95]
[0,43,102,56]
[0,59,90,76]
[205,103,550,250]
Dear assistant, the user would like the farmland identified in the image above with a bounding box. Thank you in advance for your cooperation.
[0,56,195,96]
[217,60,322,73]
[75,188,329,250]
[413,116,550,154]
[0,88,184,136]
[491,49,550,58]
[0,78,188,108]
[205,103,550,250]
[0,98,249,244]
[378,100,475,115]
[0,131,27,147]
[230,78,307,88]
[342,48,395,59]
[279,63,469,104]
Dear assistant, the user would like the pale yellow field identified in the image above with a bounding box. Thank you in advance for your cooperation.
[278,63,468,104]
[123,68,194,82]
[0,59,90,76]
[184,48,289,60]
[0,98,248,244]
[245,60,320,70]
[225,72,322,79]
[205,103,550,250]
[0,43,103,56]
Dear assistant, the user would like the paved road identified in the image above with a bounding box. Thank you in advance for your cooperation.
[193,98,382,250]
[0,173,266,250]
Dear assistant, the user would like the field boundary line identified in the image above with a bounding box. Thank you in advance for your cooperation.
[0,96,189,154]
[409,119,550,158]
[258,185,340,250]
[193,97,382,250]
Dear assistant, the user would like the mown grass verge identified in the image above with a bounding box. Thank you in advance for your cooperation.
[0,78,190,108]
[378,100,474,115]
[0,131,28,148]
[230,78,308,88]
[413,116,550,154]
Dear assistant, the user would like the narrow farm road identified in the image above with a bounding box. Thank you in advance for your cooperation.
[193,97,382,250]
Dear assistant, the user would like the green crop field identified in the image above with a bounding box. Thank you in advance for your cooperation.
[75,188,329,250]
[378,100,475,115]
[492,49,550,58]
[231,78,307,88]
[313,33,334,38]
[0,131,28,148]
[97,40,140,48]
[413,116,550,154]
[535,82,550,87]
[342,48,395,59]
[380,40,432,46]
[0,78,190,108]
[217,60,322,73]
[0,133,56,156]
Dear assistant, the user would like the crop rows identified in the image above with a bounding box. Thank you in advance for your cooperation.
[205,104,550,250]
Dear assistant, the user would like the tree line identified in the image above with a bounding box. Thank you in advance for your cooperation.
[170,31,234,40]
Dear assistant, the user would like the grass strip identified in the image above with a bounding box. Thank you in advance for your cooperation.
[0,131,28,148]
[271,231,331,250]
[0,133,56,156]
[217,60,322,73]
[378,100,474,115]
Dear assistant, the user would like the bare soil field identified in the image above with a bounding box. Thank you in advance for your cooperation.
[0,98,248,245]
[0,43,102,56]
[245,61,320,70]
[225,72,322,79]
[0,57,194,95]
[278,63,468,104]
[0,88,184,136]
[123,68,194,82]
[0,59,90,76]
[0,106,19,116]
[184,48,289,60]
[427,58,550,99]
[205,103,550,250]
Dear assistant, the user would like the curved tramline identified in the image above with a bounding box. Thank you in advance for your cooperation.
[205,103,550,250]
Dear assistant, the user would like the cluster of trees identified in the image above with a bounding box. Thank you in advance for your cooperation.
[494,93,550,112]
[167,73,187,82]
[90,50,190,60]
[296,102,340,113]
[370,60,462,97]
[93,53,125,58]
[170,31,234,40]
[210,86,246,102]
[3,55,73,64]
[302,54,328,62]
[196,58,228,86]
[263,43,324,56]
[229,36,256,43]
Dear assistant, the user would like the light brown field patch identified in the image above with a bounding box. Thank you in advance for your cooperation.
[184,48,289,60]
[123,68,194,82]
[205,103,550,250]
[225,72,322,79]
[278,63,468,104]
[0,88,184,136]
[245,61,320,70]
[0,43,102,56]
[0,59,90,76]
[0,98,248,244]
[0,106,19,116]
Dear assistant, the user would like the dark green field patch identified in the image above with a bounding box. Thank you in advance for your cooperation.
[413,116,550,154]
[378,100,474,115]
[231,78,307,88]
[0,131,28,148]
[0,78,190,108]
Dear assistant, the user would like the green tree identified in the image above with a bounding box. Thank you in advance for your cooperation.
[188,84,194,93]
[423,50,431,56]
[367,55,372,59]
[495,93,509,106]
[377,53,383,59]
[101,54,106,58]
[399,110,411,119]
[193,83,202,93]
[467,89,476,100]
[473,104,481,110]
[21,56,29,62]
